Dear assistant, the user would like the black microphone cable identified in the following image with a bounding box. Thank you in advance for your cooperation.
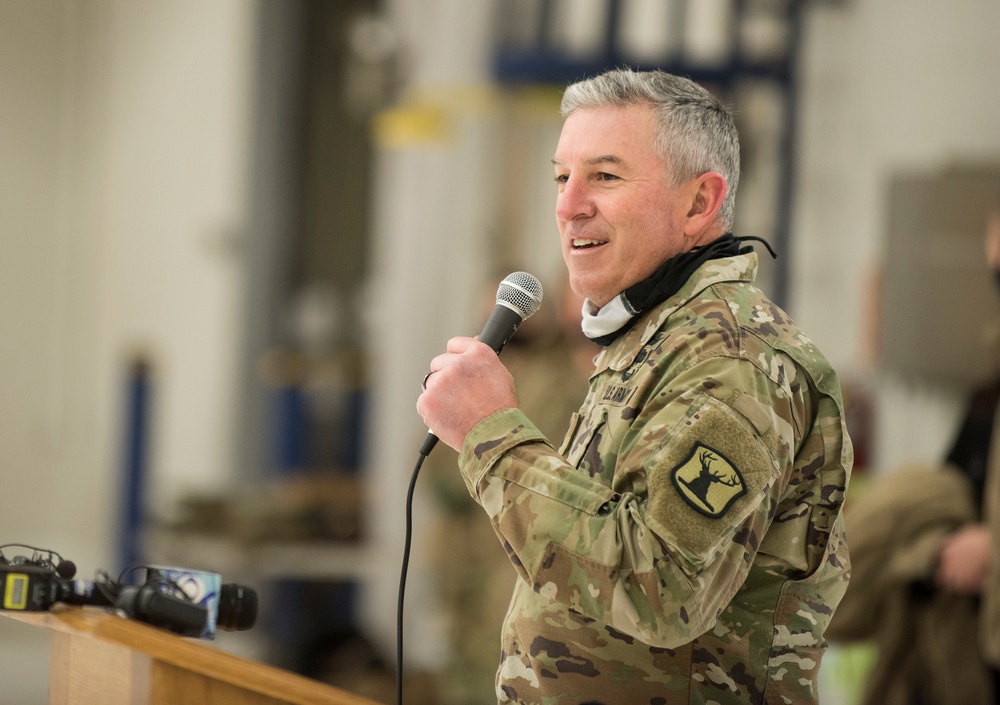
[396,448,428,705]
[397,271,542,705]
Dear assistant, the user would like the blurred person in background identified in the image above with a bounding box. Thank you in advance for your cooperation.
[417,68,852,704]
[828,205,1000,705]
[425,276,597,705]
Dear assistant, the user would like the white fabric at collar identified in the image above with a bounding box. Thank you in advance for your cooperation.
[580,294,634,341]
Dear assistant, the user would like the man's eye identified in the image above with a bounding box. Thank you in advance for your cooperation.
[554,174,569,184]
[597,172,620,181]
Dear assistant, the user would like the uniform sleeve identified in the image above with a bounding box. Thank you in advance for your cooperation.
[458,354,805,649]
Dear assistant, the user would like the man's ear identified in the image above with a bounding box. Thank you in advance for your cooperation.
[683,172,727,237]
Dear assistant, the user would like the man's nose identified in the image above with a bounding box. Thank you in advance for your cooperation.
[556,177,594,221]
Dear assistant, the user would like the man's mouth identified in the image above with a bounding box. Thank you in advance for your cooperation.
[571,238,606,249]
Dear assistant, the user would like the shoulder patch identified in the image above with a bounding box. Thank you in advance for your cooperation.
[671,442,747,518]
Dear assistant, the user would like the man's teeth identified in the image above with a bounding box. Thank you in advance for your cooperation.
[573,239,603,248]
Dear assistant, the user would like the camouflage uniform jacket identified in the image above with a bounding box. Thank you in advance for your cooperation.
[457,252,853,705]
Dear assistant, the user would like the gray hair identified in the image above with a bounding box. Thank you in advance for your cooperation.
[560,68,740,230]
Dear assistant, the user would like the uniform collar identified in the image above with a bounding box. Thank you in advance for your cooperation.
[592,252,759,374]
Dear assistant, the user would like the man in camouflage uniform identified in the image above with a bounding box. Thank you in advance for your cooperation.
[417,68,852,705]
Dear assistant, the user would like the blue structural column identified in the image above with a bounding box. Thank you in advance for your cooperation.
[119,355,152,573]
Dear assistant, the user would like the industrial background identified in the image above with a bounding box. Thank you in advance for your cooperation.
[2,1,999,703]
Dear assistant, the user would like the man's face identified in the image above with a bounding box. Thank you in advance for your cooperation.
[553,104,693,308]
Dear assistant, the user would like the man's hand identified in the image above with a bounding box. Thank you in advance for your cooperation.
[935,523,991,595]
[416,336,519,451]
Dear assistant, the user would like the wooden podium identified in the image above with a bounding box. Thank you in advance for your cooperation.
[3,606,383,705]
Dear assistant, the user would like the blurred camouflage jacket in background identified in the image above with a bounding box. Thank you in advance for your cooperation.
[458,252,853,705]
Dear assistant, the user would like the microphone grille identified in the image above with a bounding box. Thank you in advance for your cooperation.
[497,272,543,320]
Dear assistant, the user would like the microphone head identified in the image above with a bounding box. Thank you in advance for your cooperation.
[497,272,543,321]
[216,583,258,631]
[56,560,77,580]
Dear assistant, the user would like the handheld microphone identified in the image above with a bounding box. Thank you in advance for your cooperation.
[145,566,258,638]
[477,271,545,353]
[419,271,543,456]
[63,567,257,638]
[114,581,210,635]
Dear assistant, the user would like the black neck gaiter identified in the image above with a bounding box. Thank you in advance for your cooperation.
[583,233,776,346]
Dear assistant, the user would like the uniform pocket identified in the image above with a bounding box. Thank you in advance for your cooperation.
[563,408,612,481]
